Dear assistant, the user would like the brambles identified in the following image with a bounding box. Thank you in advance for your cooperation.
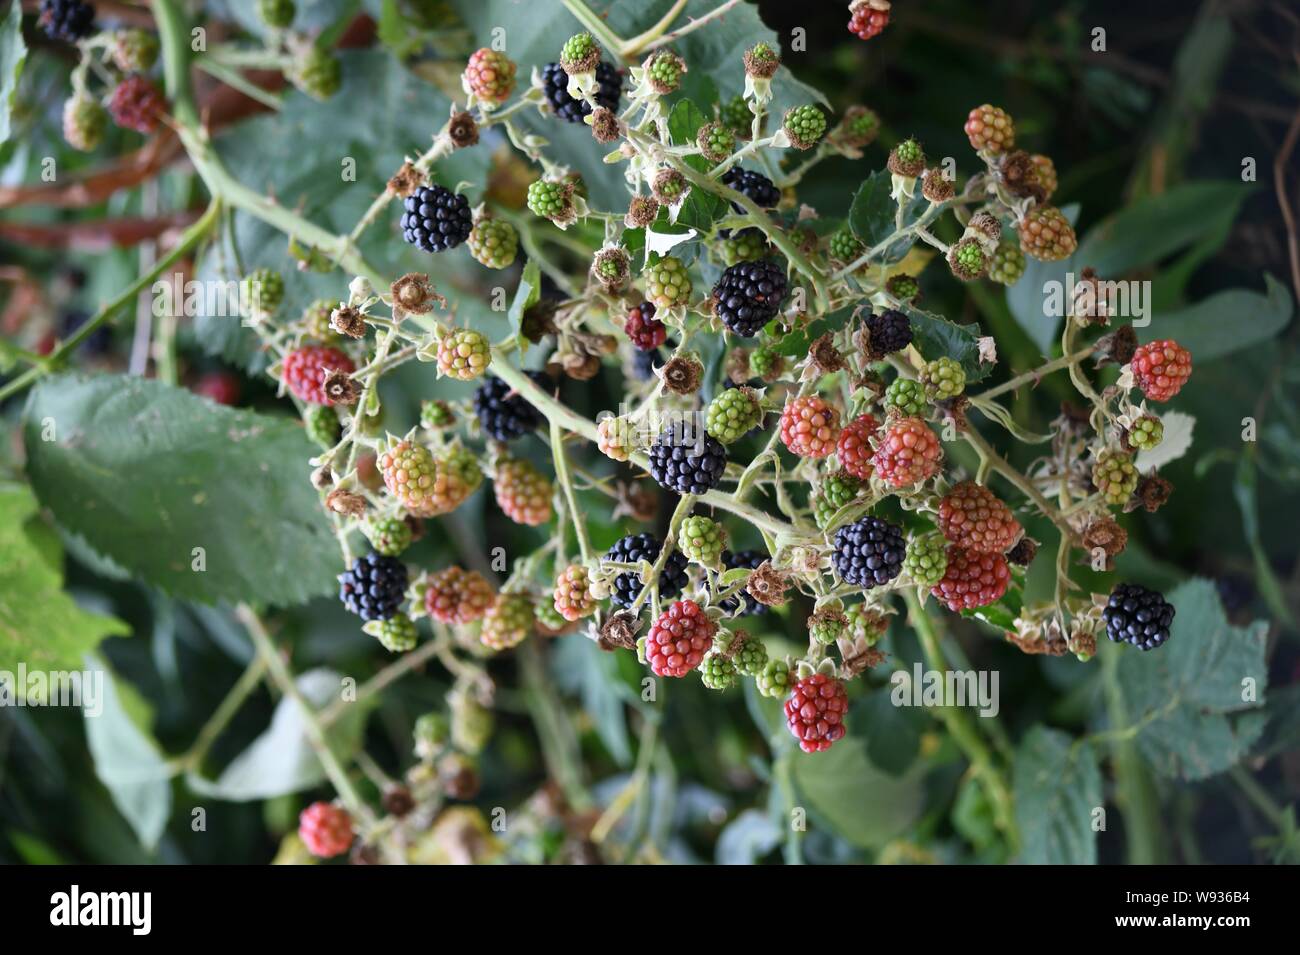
[706,386,763,443]
[108,75,165,133]
[553,565,596,621]
[63,94,106,151]
[623,301,666,351]
[338,554,409,622]
[712,259,788,336]
[423,567,494,625]
[39,0,96,42]
[680,515,726,567]
[493,456,553,526]
[903,532,949,587]
[722,167,781,208]
[463,48,516,105]
[836,413,880,479]
[964,104,1016,154]
[401,184,474,253]
[467,215,519,269]
[474,373,547,441]
[931,547,1010,611]
[542,60,621,122]
[645,255,693,309]
[872,417,942,487]
[1092,450,1139,506]
[1018,205,1077,261]
[847,0,890,41]
[481,593,534,650]
[607,533,688,608]
[436,327,491,380]
[1104,583,1176,650]
[938,481,1022,554]
[289,47,341,101]
[864,309,912,356]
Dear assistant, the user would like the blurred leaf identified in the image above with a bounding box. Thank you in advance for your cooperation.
[0,0,26,144]
[715,808,783,864]
[1113,578,1269,780]
[186,669,372,800]
[24,374,340,606]
[0,483,128,685]
[1254,684,1300,760]
[1140,273,1293,362]
[83,654,174,850]
[550,635,632,766]
[851,686,924,776]
[848,171,924,264]
[1234,450,1295,627]
[1013,726,1101,864]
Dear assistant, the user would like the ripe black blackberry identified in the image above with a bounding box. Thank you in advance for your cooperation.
[648,422,727,494]
[541,61,622,123]
[606,533,689,608]
[473,371,551,441]
[712,259,788,337]
[720,549,769,616]
[1103,583,1175,650]
[39,0,96,42]
[401,184,473,253]
[632,347,666,381]
[721,167,781,209]
[339,554,409,622]
[866,309,912,355]
[832,516,906,588]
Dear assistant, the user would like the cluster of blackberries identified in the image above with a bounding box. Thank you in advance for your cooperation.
[401,184,473,253]
[541,61,622,123]
[1103,583,1175,650]
[712,259,789,337]
[339,554,408,621]
[832,516,906,587]
[720,549,769,616]
[474,372,550,441]
[721,167,781,209]
[39,0,95,42]
[648,423,728,494]
[606,533,689,607]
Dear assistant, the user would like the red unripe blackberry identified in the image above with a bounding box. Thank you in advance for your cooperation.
[193,371,241,406]
[493,457,553,526]
[424,566,495,625]
[784,672,848,753]
[109,75,166,134]
[836,412,880,479]
[1130,339,1191,403]
[553,565,596,621]
[871,416,942,488]
[282,345,356,405]
[463,48,517,105]
[780,395,841,459]
[930,546,1010,611]
[937,480,1022,554]
[847,1,889,40]
[644,599,717,678]
[624,301,666,351]
[299,802,353,858]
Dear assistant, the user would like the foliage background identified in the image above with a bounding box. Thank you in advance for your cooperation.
[0,0,1297,864]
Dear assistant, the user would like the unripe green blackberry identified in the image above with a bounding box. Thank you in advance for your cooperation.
[1092,450,1139,506]
[302,298,340,341]
[947,237,988,281]
[111,30,160,73]
[414,712,450,760]
[809,601,848,644]
[706,386,763,444]
[645,51,686,94]
[651,168,689,205]
[720,94,751,136]
[924,356,966,400]
[700,652,738,690]
[756,658,792,698]
[833,105,880,149]
[720,228,769,265]
[845,603,888,646]
[679,515,726,568]
[987,239,1025,286]
[885,377,927,416]
[696,122,735,163]
[1127,415,1163,451]
[644,255,692,309]
[468,216,519,269]
[366,516,413,557]
[812,471,863,528]
[527,178,575,224]
[885,274,920,302]
[534,598,570,634]
[903,531,948,587]
[829,227,863,263]
[257,0,295,28]
[436,327,491,380]
[62,94,106,152]
[750,343,784,380]
[560,31,600,74]
[366,614,418,652]
[420,399,455,430]
[290,47,342,101]
[732,634,768,676]
[304,405,341,449]
[240,267,284,317]
[450,689,493,755]
[783,104,827,149]
[888,138,926,178]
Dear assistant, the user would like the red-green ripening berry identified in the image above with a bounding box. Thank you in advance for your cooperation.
[749,343,784,380]
[427,445,483,515]
[303,404,341,449]
[449,690,493,754]
[780,395,841,458]
[903,531,949,587]
[947,237,988,281]
[368,613,418,652]
[1092,450,1139,506]
[535,596,577,636]
[1019,205,1077,262]
[872,416,942,488]
[847,0,890,40]
[924,356,966,400]
[467,216,519,269]
[836,412,881,480]
[109,75,166,133]
[1128,415,1164,451]
[719,94,752,136]
[480,594,534,651]
[931,547,1010,611]
[785,672,848,753]
[379,439,439,515]
[299,802,353,858]
[553,565,596,621]
[366,516,412,557]
[493,456,553,526]
[527,179,575,223]
[679,515,727,567]
[62,94,106,151]
[885,377,926,416]
[597,415,633,462]
[1131,339,1192,403]
[696,122,735,163]
[987,239,1026,285]
[420,399,455,430]
[784,104,827,149]
[463,48,517,105]
[257,0,295,29]
[721,229,770,266]
[964,104,1016,154]
[424,566,495,625]
[289,48,341,101]
[644,255,692,308]
[436,327,491,380]
[282,345,355,405]
[240,268,284,317]
[624,301,666,351]
[1031,154,1058,198]
[829,227,864,263]
[756,658,792,698]
[938,481,1022,554]
[699,653,738,690]
[706,386,763,444]
[560,31,600,74]
[645,51,686,94]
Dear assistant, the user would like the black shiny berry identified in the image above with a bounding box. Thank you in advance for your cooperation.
[542,61,622,123]
[832,516,906,588]
[473,372,550,441]
[647,422,727,494]
[712,259,789,337]
[39,0,95,42]
[1103,583,1175,651]
[721,167,781,209]
[866,309,912,355]
[401,184,473,253]
[606,533,689,608]
[339,554,408,622]
[720,549,769,616]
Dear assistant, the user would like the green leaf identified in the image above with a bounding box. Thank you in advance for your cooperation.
[1140,273,1292,362]
[1233,450,1295,627]
[1113,578,1269,780]
[0,0,27,144]
[667,99,728,231]
[550,634,632,766]
[904,305,991,383]
[715,808,783,864]
[24,374,340,606]
[847,171,924,264]
[851,686,924,776]
[1255,684,1300,760]
[1004,204,1080,354]
[0,483,128,684]
[1013,726,1102,864]
[83,654,174,850]
[186,669,372,800]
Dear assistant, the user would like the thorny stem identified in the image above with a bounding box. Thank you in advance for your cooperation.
[973,345,1097,402]
[551,420,593,563]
